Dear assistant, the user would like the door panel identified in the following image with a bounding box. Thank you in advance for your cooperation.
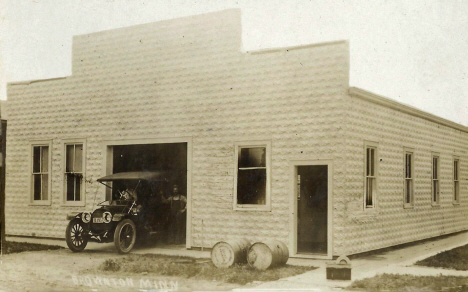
[297,165,328,254]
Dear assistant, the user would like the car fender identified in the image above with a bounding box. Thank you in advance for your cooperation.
[112,213,129,222]
[66,212,81,221]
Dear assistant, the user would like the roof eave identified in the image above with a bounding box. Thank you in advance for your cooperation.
[349,87,468,133]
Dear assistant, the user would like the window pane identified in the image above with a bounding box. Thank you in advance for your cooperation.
[75,176,81,201]
[66,145,74,172]
[406,180,411,204]
[66,173,75,201]
[237,169,266,204]
[74,144,83,172]
[366,177,373,206]
[370,149,375,176]
[433,181,438,202]
[42,174,48,200]
[33,146,41,173]
[405,154,408,178]
[455,181,459,201]
[366,148,370,176]
[454,161,458,180]
[432,158,435,179]
[408,154,412,178]
[41,146,49,172]
[238,147,266,168]
[33,174,41,200]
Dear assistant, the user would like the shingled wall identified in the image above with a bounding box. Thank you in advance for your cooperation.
[337,89,468,255]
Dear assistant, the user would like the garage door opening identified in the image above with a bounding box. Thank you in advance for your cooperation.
[108,142,188,247]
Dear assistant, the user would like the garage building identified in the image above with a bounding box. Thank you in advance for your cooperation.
[5,9,468,259]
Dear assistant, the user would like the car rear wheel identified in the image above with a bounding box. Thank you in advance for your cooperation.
[66,218,88,252]
[114,219,136,254]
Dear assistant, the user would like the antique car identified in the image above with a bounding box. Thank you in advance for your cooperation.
[65,171,168,253]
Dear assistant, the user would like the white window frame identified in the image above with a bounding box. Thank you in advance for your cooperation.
[431,153,440,206]
[453,156,460,204]
[30,141,52,206]
[364,141,378,210]
[63,139,86,207]
[233,141,271,211]
[403,148,414,208]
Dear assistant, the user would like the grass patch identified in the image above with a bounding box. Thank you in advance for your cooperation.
[416,244,468,271]
[97,254,315,285]
[1,241,63,254]
[349,273,468,291]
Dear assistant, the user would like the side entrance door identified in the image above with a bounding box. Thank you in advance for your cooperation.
[296,165,328,254]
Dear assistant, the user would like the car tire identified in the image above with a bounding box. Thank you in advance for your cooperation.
[66,218,88,252]
[114,219,137,254]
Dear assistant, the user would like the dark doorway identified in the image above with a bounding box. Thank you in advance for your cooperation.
[112,143,188,245]
[297,165,328,254]
[113,143,187,192]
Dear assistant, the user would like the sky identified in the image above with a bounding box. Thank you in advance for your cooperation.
[0,0,467,126]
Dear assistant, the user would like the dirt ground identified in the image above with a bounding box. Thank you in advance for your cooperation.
[0,248,246,292]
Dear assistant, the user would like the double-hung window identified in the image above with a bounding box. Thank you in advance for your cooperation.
[454,158,460,203]
[31,142,51,205]
[432,154,440,205]
[404,149,414,207]
[364,143,378,209]
[234,142,271,211]
[64,142,85,205]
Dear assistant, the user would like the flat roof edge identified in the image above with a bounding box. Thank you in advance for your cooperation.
[8,76,68,86]
[349,87,468,133]
[246,40,348,55]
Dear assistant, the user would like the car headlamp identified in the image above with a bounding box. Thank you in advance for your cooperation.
[82,212,91,223]
[103,211,112,223]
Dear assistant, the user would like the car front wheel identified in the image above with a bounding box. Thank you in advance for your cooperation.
[66,218,88,252]
[114,219,136,254]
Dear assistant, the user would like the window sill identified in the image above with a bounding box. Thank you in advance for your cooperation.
[431,203,440,207]
[364,206,377,211]
[29,201,51,206]
[403,204,414,209]
[234,205,271,212]
[453,201,460,206]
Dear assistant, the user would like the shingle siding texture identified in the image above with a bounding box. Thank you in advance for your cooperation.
[340,94,468,255]
[6,10,350,251]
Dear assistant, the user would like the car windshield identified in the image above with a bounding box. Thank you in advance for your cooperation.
[110,181,139,201]
[96,172,170,209]
[111,180,159,204]
[97,172,166,204]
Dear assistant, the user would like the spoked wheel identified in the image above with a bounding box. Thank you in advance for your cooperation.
[65,218,88,252]
[114,219,136,254]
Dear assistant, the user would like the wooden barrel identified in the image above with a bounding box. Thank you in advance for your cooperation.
[211,238,251,268]
[247,240,289,270]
